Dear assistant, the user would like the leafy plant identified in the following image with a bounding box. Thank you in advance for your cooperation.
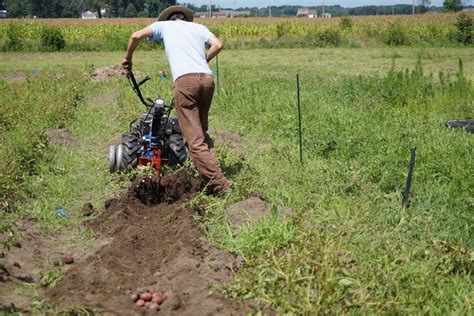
[384,21,409,46]
[339,16,353,31]
[454,13,472,45]
[40,26,66,51]
[39,269,64,288]
[3,23,23,51]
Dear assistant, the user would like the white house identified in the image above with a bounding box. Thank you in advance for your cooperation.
[82,10,98,19]
[297,8,317,18]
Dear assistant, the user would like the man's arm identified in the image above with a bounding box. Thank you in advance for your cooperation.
[122,27,154,70]
[206,35,223,63]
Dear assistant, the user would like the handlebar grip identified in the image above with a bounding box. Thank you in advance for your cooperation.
[138,76,151,87]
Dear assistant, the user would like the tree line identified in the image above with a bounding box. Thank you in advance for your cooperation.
[1,0,176,18]
[0,0,469,18]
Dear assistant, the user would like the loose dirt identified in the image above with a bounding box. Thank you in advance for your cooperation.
[46,128,78,147]
[0,219,99,311]
[225,196,293,231]
[2,73,24,83]
[1,158,282,314]
[210,131,245,155]
[46,170,251,315]
[90,65,144,81]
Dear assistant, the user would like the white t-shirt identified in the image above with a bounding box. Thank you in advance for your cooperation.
[148,21,214,82]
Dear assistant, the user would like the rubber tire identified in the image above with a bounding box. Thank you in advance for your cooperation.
[116,132,140,171]
[108,145,117,173]
[115,144,125,171]
[168,134,188,165]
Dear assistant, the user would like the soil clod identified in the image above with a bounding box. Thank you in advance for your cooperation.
[82,202,95,217]
[62,255,74,265]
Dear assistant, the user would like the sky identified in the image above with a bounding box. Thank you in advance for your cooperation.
[183,1,448,8]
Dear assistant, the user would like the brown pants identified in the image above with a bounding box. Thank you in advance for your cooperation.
[173,73,230,193]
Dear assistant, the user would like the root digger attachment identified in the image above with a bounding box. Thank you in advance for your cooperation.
[109,71,188,175]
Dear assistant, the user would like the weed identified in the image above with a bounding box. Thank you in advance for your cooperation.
[3,23,23,51]
[40,26,66,51]
[454,13,473,45]
[39,268,64,288]
[339,16,353,31]
[384,21,409,46]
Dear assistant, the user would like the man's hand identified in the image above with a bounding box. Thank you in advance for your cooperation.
[122,57,132,71]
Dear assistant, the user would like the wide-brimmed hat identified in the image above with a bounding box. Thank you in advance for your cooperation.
[158,5,194,22]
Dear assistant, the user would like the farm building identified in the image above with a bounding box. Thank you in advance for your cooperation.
[212,11,227,18]
[195,10,250,18]
[82,10,98,19]
[297,8,317,18]
[195,11,209,18]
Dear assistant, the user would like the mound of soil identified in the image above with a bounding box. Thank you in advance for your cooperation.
[226,196,293,231]
[211,131,245,155]
[46,128,77,147]
[90,65,144,81]
[47,170,251,315]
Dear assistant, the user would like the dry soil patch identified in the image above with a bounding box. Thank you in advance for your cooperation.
[226,196,293,231]
[90,65,144,81]
[46,128,78,147]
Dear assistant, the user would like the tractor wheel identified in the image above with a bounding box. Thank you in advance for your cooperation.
[108,145,117,173]
[168,134,189,165]
[116,132,140,171]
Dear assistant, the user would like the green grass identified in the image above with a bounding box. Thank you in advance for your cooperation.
[0,47,473,314]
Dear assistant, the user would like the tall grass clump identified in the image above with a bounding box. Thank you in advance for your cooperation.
[0,72,86,208]
[2,23,23,51]
[339,16,353,31]
[384,20,409,45]
[40,26,66,51]
[454,13,473,45]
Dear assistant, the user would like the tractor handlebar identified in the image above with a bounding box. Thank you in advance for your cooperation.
[127,71,172,110]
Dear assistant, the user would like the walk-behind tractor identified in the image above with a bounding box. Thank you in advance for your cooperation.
[108,71,188,175]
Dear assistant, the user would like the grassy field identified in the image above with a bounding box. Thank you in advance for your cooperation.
[1,47,473,313]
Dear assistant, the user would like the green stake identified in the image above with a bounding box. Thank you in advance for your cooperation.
[297,74,303,163]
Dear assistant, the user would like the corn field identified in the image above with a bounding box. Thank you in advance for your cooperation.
[0,13,471,51]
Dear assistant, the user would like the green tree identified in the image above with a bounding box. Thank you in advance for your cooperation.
[418,0,431,13]
[4,0,30,17]
[443,0,463,12]
[62,0,85,17]
[85,0,106,18]
[138,8,150,17]
[125,2,137,17]
[144,0,176,17]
